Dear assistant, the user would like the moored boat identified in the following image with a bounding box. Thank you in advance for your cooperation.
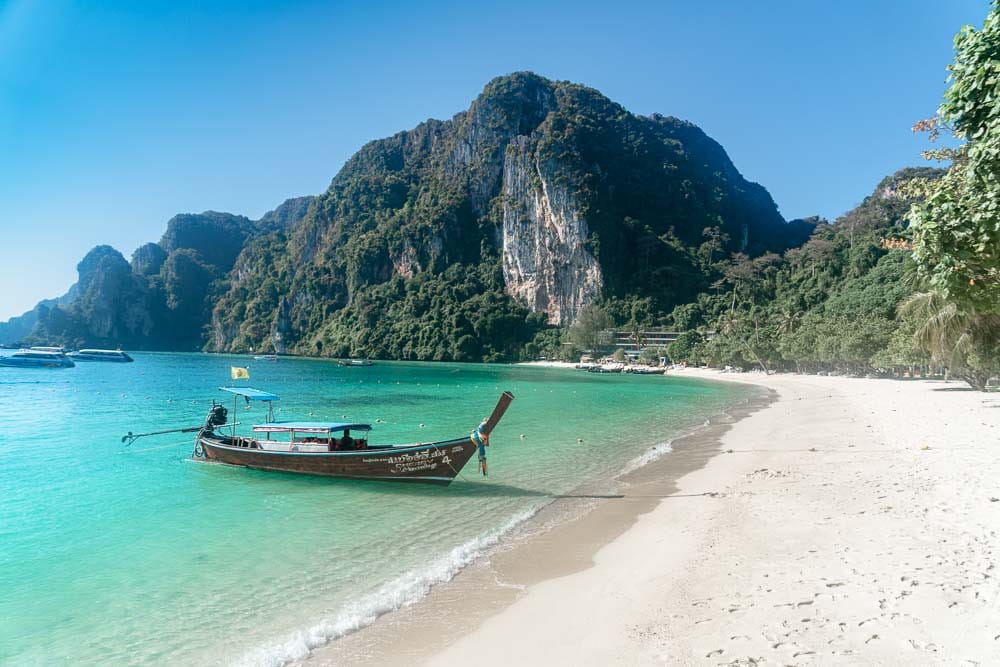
[196,387,511,483]
[624,365,666,375]
[0,350,75,368]
[588,363,624,373]
[68,348,134,362]
[253,354,278,361]
[123,387,515,485]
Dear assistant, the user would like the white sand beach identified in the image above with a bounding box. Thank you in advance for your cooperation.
[422,371,1000,665]
[311,371,999,666]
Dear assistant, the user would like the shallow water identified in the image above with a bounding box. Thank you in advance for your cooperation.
[0,354,750,665]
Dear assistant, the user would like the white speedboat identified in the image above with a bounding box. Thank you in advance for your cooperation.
[68,349,134,363]
[0,350,75,368]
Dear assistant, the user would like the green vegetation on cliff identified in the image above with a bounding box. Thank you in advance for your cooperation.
[19,201,313,350]
[207,72,808,359]
[662,168,943,374]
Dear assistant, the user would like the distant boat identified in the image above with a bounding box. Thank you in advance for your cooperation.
[338,359,374,367]
[0,350,75,368]
[69,349,134,363]
[624,365,666,375]
[253,354,278,361]
[588,363,624,374]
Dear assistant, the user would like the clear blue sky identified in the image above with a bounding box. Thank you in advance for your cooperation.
[0,0,988,320]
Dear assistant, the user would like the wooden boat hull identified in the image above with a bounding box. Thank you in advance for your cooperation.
[197,434,479,485]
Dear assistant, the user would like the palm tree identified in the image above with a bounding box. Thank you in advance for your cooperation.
[778,308,803,336]
[716,312,770,374]
[900,291,1000,391]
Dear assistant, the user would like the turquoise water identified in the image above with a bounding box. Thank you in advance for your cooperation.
[0,354,751,665]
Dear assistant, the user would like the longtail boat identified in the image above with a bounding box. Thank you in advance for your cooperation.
[125,387,514,485]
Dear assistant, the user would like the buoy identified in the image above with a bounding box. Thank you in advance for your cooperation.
[577,438,584,443]
[419,423,426,428]
[520,434,526,439]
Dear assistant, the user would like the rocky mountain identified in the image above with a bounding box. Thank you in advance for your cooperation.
[209,73,811,359]
[4,73,811,359]
[0,286,78,345]
[9,198,313,350]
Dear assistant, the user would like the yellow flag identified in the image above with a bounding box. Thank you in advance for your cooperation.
[231,366,250,380]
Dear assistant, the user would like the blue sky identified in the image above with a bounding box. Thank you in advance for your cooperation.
[0,0,988,320]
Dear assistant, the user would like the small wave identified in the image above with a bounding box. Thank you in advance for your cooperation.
[619,417,712,476]
[620,440,674,475]
[237,508,537,667]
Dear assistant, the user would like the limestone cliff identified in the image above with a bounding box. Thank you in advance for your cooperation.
[501,137,602,325]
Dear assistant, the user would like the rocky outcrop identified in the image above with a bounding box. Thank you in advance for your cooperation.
[258,196,315,231]
[131,243,168,276]
[502,137,602,325]
[160,211,254,273]
[445,75,557,214]
[26,246,154,347]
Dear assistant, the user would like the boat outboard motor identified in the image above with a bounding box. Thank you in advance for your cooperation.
[205,404,228,431]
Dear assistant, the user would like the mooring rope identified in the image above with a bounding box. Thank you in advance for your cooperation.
[426,441,473,483]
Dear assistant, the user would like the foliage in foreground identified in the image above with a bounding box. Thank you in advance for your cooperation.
[662,170,939,375]
[901,1,1000,390]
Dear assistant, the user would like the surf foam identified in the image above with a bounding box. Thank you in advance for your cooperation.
[619,417,712,476]
[237,508,538,667]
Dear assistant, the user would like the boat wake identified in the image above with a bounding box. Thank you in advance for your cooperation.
[237,508,538,667]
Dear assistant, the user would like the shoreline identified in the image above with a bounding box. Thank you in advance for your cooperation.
[307,369,999,665]
[304,375,772,665]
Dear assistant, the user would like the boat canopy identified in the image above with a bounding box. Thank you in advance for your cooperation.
[252,421,372,434]
[219,386,280,401]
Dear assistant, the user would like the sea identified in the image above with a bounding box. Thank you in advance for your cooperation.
[0,353,753,665]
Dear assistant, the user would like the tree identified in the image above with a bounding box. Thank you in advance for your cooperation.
[715,311,770,373]
[777,307,803,336]
[667,331,705,365]
[900,291,1000,391]
[568,303,612,354]
[700,225,730,265]
[624,296,653,350]
[909,3,1000,315]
